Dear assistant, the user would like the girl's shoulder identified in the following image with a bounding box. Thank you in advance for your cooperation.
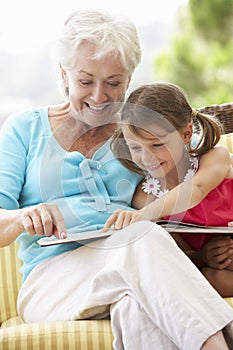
[200,144,231,163]
[199,144,233,179]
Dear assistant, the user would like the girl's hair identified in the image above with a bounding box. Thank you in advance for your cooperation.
[111,82,222,175]
[54,10,141,98]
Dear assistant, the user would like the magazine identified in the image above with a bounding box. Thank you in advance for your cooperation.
[37,229,114,247]
[157,220,233,235]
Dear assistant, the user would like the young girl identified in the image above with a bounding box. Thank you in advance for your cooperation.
[103,82,233,297]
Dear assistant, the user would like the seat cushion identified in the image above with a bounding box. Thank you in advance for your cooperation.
[0,242,22,324]
[1,316,25,328]
[0,319,113,349]
[219,133,233,153]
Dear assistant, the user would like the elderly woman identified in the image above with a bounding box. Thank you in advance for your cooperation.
[0,10,232,350]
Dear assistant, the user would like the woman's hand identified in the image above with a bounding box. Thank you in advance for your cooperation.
[20,203,67,239]
[198,236,233,269]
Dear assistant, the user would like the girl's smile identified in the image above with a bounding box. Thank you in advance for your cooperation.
[122,124,193,188]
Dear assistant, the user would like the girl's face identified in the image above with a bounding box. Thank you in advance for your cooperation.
[123,124,192,183]
[61,41,131,129]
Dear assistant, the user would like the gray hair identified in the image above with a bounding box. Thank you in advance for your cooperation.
[54,10,142,98]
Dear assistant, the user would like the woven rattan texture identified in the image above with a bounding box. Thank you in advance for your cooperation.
[195,102,233,135]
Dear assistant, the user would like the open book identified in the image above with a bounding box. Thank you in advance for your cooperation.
[157,220,233,235]
[37,221,233,247]
[37,229,114,247]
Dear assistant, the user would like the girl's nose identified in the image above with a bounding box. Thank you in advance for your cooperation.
[142,148,156,163]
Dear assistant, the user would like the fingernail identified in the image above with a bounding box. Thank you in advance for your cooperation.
[60,232,67,239]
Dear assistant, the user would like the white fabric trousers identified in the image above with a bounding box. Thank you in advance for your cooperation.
[17,221,233,350]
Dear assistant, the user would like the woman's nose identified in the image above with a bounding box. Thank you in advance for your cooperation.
[90,83,107,103]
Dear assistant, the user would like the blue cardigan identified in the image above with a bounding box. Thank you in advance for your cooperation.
[0,107,142,281]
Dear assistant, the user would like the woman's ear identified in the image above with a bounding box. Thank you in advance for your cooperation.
[60,64,68,87]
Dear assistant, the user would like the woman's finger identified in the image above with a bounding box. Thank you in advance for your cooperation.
[21,214,36,236]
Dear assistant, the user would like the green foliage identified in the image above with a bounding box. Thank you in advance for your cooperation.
[155,0,233,107]
[190,0,233,44]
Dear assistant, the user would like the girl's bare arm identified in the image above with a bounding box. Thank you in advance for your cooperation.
[103,146,233,231]
[139,145,233,221]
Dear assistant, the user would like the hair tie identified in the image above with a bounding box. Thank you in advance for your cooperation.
[191,109,198,118]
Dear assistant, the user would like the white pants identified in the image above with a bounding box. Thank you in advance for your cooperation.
[17,221,233,350]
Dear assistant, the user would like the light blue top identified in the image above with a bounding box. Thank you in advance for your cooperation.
[0,107,142,282]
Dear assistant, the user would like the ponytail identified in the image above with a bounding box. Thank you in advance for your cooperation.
[189,111,222,157]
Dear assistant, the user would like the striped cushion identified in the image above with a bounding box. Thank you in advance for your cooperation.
[219,133,233,153]
[0,242,114,349]
[0,320,113,349]
[0,242,22,324]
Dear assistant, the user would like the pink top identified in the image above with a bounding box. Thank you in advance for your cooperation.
[163,178,233,251]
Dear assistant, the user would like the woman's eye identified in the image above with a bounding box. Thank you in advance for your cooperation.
[107,81,121,87]
[79,80,92,86]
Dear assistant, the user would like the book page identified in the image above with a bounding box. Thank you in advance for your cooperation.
[157,220,233,234]
[37,229,114,247]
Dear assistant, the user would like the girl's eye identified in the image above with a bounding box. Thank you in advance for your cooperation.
[129,146,141,151]
[153,143,163,147]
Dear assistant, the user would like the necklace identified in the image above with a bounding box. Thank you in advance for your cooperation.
[142,157,199,198]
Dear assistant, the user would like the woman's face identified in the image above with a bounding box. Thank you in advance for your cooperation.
[62,42,131,128]
[123,125,192,182]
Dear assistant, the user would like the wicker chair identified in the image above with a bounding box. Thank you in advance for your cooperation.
[1,102,233,349]
[196,102,233,135]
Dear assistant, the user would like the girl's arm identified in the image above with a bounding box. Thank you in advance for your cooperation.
[131,179,155,209]
[137,145,232,221]
[103,145,232,230]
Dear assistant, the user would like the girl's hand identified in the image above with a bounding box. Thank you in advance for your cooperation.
[198,236,233,269]
[102,208,147,232]
[20,203,67,239]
